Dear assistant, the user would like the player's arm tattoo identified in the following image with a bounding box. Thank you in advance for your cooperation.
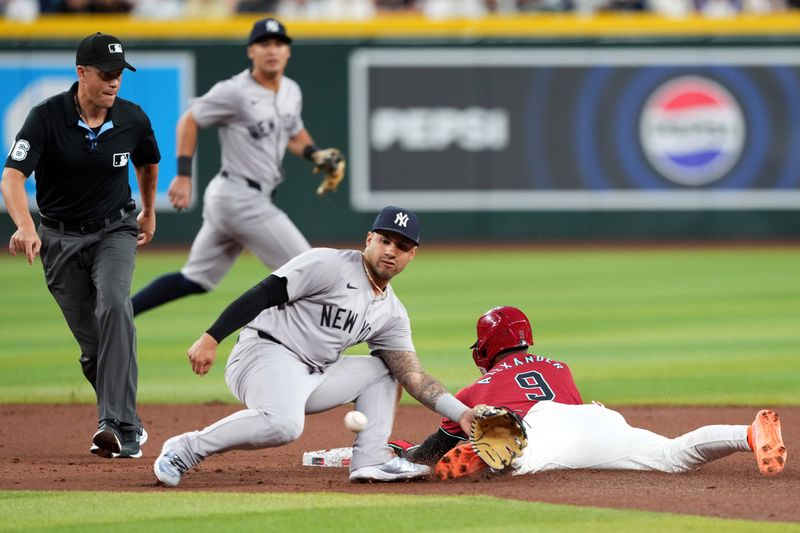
[376,350,448,411]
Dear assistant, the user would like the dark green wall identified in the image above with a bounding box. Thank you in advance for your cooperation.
[2,37,799,244]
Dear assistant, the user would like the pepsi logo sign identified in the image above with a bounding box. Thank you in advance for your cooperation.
[639,76,745,186]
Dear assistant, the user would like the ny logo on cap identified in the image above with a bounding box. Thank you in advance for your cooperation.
[108,43,123,54]
[266,19,280,32]
[394,213,409,227]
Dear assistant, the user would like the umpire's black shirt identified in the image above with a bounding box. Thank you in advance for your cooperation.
[4,81,160,222]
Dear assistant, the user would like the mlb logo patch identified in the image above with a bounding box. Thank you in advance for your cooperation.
[108,43,123,54]
[113,152,130,167]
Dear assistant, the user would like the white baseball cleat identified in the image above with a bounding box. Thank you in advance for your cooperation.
[153,438,191,487]
[349,456,431,482]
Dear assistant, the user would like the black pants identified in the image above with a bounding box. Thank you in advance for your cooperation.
[38,212,140,428]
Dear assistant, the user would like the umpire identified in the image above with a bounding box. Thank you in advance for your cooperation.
[0,33,160,459]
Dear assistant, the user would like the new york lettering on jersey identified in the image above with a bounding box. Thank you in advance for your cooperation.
[244,95,299,142]
[319,304,373,345]
[249,249,412,367]
[194,70,303,190]
[320,304,359,334]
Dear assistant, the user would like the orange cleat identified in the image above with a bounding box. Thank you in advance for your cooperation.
[435,444,489,480]
[751,410,787,477]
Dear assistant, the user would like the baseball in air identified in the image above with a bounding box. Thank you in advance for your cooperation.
[344,410,368,432]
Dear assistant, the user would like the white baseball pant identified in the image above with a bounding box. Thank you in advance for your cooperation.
[512,401,751,475]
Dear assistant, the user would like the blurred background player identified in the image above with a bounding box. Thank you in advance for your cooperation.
[132,17,344,316]
[392,306,787,479]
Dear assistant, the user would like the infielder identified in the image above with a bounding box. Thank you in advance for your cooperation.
[394,306,787,479]
[132,17,344,316]
[153,206,476,487]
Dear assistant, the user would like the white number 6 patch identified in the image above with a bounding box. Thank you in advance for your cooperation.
[10,139,30,161]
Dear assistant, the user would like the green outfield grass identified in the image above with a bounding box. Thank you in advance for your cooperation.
[1,491,798,533]
[1,246,798,405]
[1,245,798,531]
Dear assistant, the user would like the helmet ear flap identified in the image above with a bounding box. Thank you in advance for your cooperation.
[471,342,488,372]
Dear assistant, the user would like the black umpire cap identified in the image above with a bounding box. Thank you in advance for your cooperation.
[76,32,136,72]
[248,18,293,46]
[371,206,421,246]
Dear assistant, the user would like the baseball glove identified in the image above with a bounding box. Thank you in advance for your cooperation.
[469,404,528,470]
[312,148,346,196]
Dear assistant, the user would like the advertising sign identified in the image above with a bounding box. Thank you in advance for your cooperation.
[350,48,800,211]
[0,52,194,212]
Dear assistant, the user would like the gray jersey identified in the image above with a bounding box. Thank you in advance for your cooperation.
[191,69,304,192]
[246,248,415,370]
[177,70,310,290]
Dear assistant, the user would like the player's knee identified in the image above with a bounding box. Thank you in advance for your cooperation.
[178,271,214,293]
[356,356,393,385]
[254,410,304,446]
[373,363,397,390]
[95,291,130,318]
[180,274,208,294]
[78,353,97,380]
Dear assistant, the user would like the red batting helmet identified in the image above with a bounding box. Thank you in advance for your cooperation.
[471,306,533,373]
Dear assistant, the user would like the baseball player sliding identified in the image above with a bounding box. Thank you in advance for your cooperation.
[392,306,787,479]
[153,206,477,487]
[132,18,345,316]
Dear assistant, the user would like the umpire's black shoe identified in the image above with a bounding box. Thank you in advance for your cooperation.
[116,425,148,459]
[90,424,147,458]
[91,419,122,459]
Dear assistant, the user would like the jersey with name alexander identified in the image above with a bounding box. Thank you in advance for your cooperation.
[4,82,160,221]
[245,248,415,371]
[439,354,583,437]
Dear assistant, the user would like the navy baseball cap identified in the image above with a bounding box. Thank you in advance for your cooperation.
[371,206,421,246]
[76,33,136,72]
[248,18,292,45]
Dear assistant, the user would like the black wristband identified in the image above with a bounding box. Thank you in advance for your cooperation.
[177,155,192,177]
[302,144,319,161]
[408,428,465,463]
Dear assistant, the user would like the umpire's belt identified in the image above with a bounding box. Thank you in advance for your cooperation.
[256,330,283,345]
[221,170,261,191]
[40,203,134,234]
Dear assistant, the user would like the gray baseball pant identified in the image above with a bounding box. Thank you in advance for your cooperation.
[174,331,397,470]
[181,176,310,290]
[38,213,141,428]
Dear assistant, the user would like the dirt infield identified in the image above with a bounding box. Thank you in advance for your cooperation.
[1,404,796,522]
